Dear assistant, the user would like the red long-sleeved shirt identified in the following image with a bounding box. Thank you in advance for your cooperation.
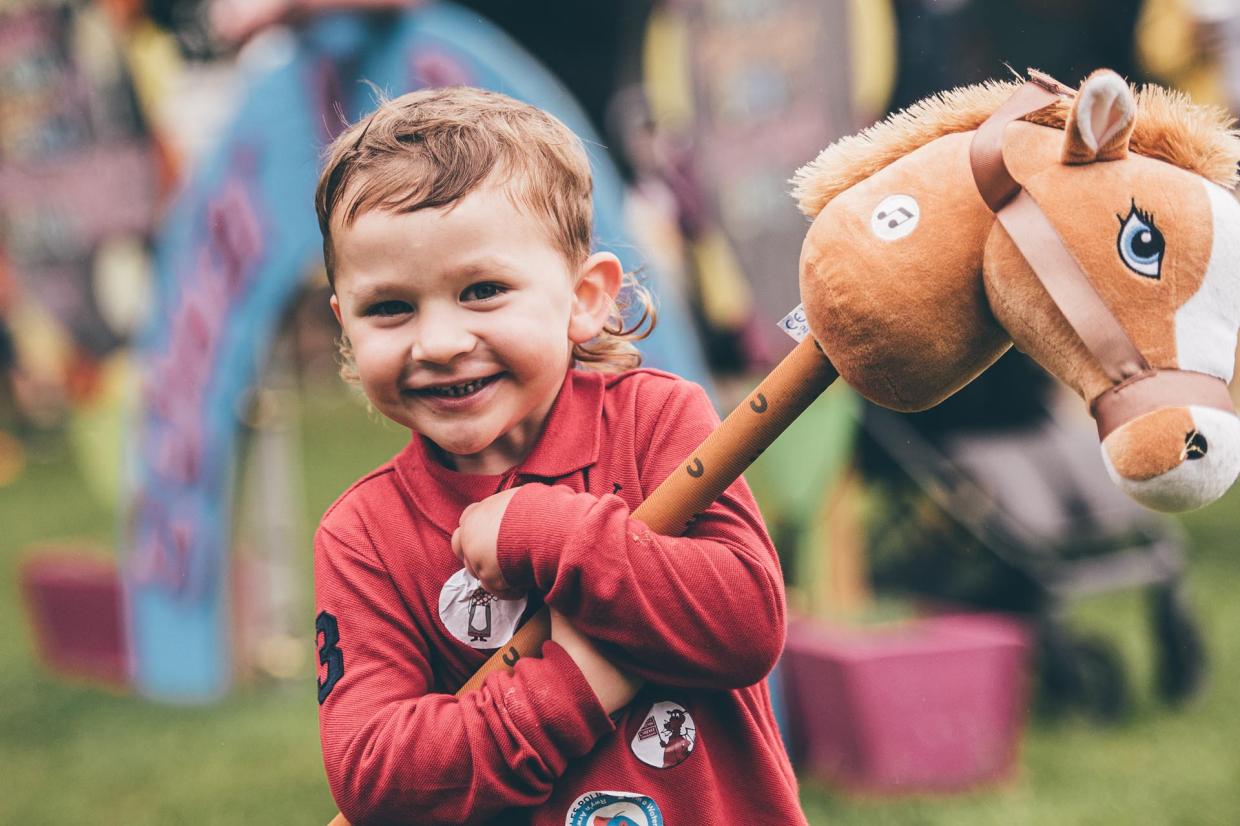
[315,368,804,825]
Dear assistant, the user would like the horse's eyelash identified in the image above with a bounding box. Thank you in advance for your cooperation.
[1116,201,1158,230]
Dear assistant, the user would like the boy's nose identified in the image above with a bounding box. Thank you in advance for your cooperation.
[410,312,477,363]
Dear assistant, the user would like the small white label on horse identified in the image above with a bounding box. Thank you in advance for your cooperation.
[871,194,920,240]
[778,303,809,342]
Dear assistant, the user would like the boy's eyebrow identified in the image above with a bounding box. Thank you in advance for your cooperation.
[446,255,515,278]
[343,276,411,302]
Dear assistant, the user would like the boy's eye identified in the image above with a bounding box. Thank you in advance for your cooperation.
[461,282,505,302]
[364,300,412,317]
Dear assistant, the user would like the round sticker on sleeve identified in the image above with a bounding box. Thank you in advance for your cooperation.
[438,568,527,649]
[870,194,920,241]
[566,791,663,826]
[630,701,697,768]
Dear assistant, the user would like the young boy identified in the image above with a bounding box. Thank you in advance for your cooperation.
[314,86,804,825]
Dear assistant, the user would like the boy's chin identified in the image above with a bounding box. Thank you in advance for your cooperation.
[423,429,512,470]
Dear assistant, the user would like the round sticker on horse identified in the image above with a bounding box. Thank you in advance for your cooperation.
[565,791,664,826]
[871,194,921,241]
[437,568,527,649]
[630,701,697,768]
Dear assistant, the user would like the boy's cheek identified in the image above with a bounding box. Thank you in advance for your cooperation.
[349,332,390,361]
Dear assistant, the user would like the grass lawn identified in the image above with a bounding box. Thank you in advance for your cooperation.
[2,377,1238,824]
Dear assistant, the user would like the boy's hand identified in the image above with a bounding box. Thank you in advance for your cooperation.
[452,487,524,599]
[549,608,643,715]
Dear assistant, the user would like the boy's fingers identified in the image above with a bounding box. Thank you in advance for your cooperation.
[450,528,463,559]
[480,569,522,599]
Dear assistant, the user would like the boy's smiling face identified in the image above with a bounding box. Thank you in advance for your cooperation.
[330,180,620,475]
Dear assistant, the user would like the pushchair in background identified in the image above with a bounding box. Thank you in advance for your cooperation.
[857,352,1207,722]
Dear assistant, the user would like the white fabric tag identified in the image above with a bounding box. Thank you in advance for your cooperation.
[778,303,810,342]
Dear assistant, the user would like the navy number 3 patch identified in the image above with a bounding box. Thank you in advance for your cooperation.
[316,611,344,704]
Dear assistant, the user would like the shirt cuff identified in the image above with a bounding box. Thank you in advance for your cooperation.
[497,483,598,590]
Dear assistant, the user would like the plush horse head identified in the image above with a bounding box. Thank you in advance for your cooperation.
[793,69,1240,512]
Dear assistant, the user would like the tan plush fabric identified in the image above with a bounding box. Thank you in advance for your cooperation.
[796,69,1240,510]
[985,121,1213,402]
[792,76,1240,219]
[795,112,1221,412]
[1103,407,1196,480]
[798,116,1212,411]
[800,132,1010,410]
[984,112,1218,494]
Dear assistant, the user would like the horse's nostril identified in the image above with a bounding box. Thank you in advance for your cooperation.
[1185,430,1209,460]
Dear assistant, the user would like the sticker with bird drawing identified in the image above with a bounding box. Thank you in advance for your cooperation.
[630,700,697,769]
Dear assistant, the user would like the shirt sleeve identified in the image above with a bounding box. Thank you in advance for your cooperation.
[314,520,614,825]
[495,379,786,689]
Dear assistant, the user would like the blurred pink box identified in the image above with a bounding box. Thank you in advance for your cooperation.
[20,549,129,687]
[781,611,1031,793]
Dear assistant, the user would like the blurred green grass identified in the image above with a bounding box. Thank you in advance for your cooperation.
[2,378,1238,824]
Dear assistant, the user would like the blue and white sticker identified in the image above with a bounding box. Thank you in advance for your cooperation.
[630,701,697,768]
[438,568,527,649]
[870,193,920,241]
[565,791,663,826]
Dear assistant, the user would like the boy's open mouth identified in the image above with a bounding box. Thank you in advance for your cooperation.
[413,373,502,398]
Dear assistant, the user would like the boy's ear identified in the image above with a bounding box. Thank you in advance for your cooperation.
[329,293,343,326]
[568,252,623,344]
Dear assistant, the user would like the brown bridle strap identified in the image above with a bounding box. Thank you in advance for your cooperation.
[969,71,1073,212]
[996,190,1148,383]
[1091,367,1237,439]
[969,71,1236,440]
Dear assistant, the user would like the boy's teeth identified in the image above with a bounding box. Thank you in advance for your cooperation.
[431,377,490,397]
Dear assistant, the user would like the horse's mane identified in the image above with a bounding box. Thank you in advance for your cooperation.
[791,77,1240,218]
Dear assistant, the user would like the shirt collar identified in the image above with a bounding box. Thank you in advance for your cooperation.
[394,369,604,533]
[513,368,604,479]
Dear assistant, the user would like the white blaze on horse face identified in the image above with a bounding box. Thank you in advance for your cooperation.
[1174,181,1240,383]
[1106,179,1240,511]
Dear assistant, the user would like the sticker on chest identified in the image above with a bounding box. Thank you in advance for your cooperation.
[438,568,527,649]
[630,700,697,768]
[565,791,664,826]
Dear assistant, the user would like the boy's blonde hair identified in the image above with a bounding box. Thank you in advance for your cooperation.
[315,86,654,375]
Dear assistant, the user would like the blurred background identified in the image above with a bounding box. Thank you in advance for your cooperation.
[3,0,1240,822]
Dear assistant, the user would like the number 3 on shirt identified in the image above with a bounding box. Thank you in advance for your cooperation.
[316,611,345,704]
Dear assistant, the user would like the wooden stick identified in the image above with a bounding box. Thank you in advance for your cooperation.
[456,336,836,691]
[327,337,838,824]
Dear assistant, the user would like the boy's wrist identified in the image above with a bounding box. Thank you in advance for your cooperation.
[558,640,642,715]
[549,610,643,715]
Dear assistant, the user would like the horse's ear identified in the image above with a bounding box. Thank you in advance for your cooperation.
[1062,69,1136,165]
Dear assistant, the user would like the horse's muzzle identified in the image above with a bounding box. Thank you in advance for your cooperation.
[1101,406,1240,511]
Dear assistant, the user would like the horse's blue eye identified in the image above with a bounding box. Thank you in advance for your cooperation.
[1116,202,1164,279]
